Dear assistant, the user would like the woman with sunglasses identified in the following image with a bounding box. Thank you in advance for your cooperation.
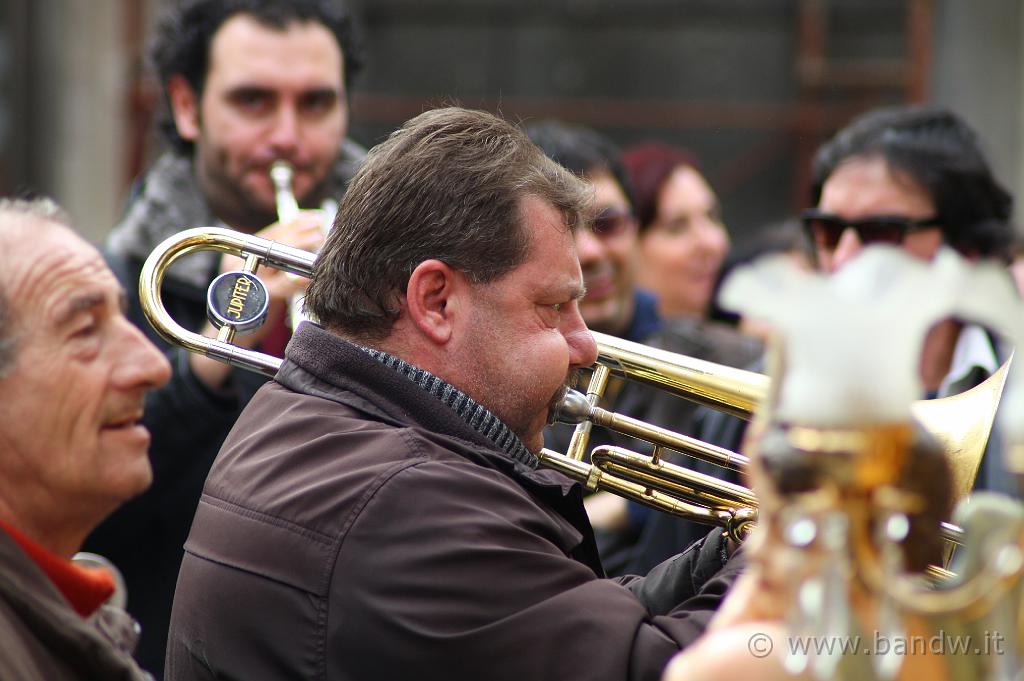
[660,104,1018,681]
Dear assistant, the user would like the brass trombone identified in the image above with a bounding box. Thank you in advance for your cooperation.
[139,227,1008,544]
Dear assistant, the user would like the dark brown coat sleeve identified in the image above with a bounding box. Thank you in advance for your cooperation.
[327,459,732,681]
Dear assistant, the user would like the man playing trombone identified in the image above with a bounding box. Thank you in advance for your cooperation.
[166,107,741,681]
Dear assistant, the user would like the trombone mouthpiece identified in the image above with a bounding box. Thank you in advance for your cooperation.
[550,389,592,426]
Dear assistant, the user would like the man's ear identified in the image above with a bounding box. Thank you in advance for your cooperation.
[405,259,464,345]
[167,74,200,142]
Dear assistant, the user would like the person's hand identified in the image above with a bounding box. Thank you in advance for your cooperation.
[189,211,327,389]
[707,568,788,630]
[223,210,327,308]
[584,491,630,530]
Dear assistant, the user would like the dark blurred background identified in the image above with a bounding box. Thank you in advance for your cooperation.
[1,0,1021,245]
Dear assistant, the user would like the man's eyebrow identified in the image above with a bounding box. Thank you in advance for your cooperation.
[54,290,118,326]
[572,284,588,300]
[227,85,339,98]
[226,85,274,98]
[302,87,339,98]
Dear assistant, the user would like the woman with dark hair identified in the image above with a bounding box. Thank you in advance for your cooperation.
[622,143,731,319]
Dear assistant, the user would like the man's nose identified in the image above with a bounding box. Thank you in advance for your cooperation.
[830,227,863,272]
[113,320,172,391]
[268,105,301,154]
[564,311,598,369]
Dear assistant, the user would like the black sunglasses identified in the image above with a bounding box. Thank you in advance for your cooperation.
[801,209,942,250]
[590,207,637,238]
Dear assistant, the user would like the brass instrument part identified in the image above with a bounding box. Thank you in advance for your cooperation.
[551,386,751,474]
[270,160,300,223]
[565,366,609,461]
[590,331,767,420]
[536,446,757,541]
[140,227,312,375]
[269,160,320,330]
[910,358,1012,502]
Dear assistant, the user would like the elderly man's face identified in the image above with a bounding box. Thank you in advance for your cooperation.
[0,223,171,527]
[171,13,348,229]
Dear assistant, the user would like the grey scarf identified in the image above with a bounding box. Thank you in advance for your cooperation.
[359,345,539,469]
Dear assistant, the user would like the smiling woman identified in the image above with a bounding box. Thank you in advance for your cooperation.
[623,142,730,320]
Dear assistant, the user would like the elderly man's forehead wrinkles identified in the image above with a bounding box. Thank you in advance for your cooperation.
[49,271,124,328]
[53,291,108,328]
[5,241,110,325]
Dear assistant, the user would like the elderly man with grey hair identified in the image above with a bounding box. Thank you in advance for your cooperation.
[0,198,171,678]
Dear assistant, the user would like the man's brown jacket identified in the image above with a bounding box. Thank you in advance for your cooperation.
[166,323,741,681]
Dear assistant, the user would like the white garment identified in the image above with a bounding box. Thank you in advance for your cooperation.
[937,323,1000,398]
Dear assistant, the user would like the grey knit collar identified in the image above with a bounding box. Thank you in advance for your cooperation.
[105,152,221,290]
[358,346,539,469]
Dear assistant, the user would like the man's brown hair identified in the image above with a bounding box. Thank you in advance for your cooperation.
[305,107,592,341]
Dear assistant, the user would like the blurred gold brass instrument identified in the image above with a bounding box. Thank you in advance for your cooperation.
[138,228,1005,546]
[675,248,1024,681]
